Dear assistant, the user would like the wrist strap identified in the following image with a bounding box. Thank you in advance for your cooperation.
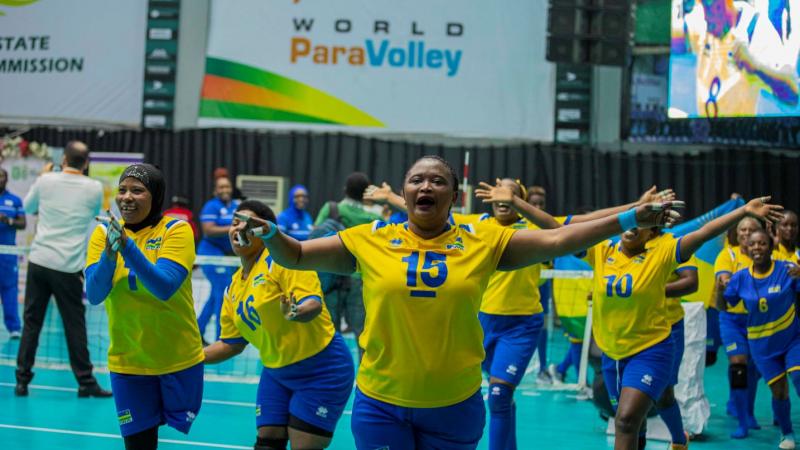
[255,221,279,241]
[618,208,638,231]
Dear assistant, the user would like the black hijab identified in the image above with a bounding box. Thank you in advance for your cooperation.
[119,163,165,232]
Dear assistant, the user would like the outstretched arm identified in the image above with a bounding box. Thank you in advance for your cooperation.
[498,202,682,270]
[679,197,783,261]
[364,183,407,212]
[568,186,675,224]
[474,180,562,229]
[236,220,355,275]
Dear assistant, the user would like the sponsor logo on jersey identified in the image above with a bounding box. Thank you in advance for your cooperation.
[145,237,162,251]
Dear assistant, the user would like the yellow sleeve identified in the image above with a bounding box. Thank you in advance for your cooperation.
[273,262,324,302]
[583,242,603,270]
[339,222,373,273]
[219,286,242,341]
[86,224,108,268]
[160,221,196,271]
[476,222,516,270]
[657,235,681,272]
[677,254,698,271]
[714,249,734,276]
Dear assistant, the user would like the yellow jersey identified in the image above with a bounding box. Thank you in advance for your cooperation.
[219,251,334,368]
[772,243,800,265]
[479,216,542,315]
[86,217,204,375]
[339,220,515,408]
[665,256,699,325]
[587,236,681,360]
[714,246,751,314]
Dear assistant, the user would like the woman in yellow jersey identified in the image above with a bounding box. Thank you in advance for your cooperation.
[236,155,682,449]
[715,217,764,438]
[581,200,781,450]
[203,200,354,450]
[772,211,799,265]
[474,179,549,450]
[85,164,204,450]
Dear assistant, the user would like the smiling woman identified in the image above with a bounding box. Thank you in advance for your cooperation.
[235,154,684,450]
[84,164,204,450]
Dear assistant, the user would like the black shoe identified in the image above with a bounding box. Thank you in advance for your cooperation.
[14,383,28,397]
[78,384,113,398]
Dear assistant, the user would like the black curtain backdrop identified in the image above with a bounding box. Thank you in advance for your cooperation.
[12,127,800,221]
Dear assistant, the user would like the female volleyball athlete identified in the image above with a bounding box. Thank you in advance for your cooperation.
[725,229,800,450]
[204,200,354,450]
[772,210,799,264]
[716,216,765,438]
[581,198,781,450]
[236,155,682,449]
[85,164,204,450]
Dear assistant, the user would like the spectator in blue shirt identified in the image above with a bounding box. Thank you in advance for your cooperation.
[0,167,24,338]
[277,184,313,241]
[197,175,240,343]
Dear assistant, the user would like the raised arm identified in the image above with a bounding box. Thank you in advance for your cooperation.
[498,202,682,270]
[679,197,783,260]
[364,182,408,212]
[474,180,561,229]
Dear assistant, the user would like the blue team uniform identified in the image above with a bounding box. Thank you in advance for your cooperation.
[197,197,240,339]
[0,189,23,333]
[724,261,800,385]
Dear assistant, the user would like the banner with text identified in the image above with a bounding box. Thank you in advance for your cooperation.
[0,0,147,126]
[199,0,555,140]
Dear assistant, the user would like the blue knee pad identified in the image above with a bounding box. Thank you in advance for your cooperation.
[488,383,514,415]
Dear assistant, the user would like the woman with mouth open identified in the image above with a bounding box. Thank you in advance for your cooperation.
[724,229,800,450]
[234,155,685,450]
[85,164,205,450]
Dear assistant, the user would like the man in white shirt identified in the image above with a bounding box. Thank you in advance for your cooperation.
[15,141,111,398]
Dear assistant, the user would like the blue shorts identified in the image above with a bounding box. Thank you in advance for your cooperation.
[110,362,204,437]
[752,338,800,386]
[602,336,675,406]
[351,387,485,450]
[706,307,722,352]
[720,311,749,357]
[669,320,685,386]
[257,333,354,433]
[480,312,544,385]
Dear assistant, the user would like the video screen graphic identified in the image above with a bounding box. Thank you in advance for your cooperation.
[669,0,800,118]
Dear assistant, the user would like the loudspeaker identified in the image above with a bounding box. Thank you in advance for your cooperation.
[546,0,635,66]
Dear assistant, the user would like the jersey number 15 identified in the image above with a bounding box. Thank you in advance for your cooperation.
[402,251,448,298]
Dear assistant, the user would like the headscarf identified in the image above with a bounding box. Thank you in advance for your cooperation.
[277,184,313,241]
[286,185,309,219]
[119,163,165,232]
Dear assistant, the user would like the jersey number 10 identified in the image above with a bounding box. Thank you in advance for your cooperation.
[604,274,633,298]
[402,251,448,298]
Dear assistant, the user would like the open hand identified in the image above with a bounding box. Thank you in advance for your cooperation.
[744,196,784,223]
[638,186,676,205]
[475,179,514,204]
[280,292,299,321]
[363,182,394,204]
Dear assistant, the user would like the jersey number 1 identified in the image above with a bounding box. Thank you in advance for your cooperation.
[604,274,633,298]
[402,251,448,298]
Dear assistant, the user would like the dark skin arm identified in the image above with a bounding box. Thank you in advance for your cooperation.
[665,268,698,298]
[0,213,25,230]
[203,340,247,364]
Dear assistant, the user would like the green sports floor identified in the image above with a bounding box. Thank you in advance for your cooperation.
[1,331,797,450]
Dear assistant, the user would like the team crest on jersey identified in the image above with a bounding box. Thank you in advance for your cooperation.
[633,254,646,264]
[606,257,615,264]
[145,237,162,251]
[769,285,781,294]
[253,273,267,287]
[446,237,465,251]
[389,238,403,247]
[117,409,133,425]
